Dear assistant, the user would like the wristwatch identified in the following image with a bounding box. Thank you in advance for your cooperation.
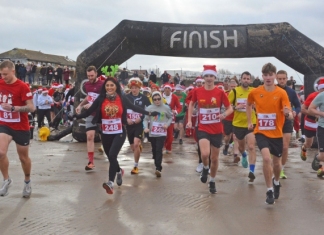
[11,106,15,112]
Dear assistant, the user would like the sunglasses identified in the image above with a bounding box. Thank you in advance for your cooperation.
[153,98,161,101]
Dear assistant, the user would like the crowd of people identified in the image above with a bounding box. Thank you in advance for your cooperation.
[0,60,323,206]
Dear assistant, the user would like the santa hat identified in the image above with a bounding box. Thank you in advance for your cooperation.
[152,91,162,98]
[142,87,152,94]
[195,76,204,83]
[99,75,107,81]
[186,85,194,91]
[150,83,159,91]
[58,84,64,88]
[128,77,143,88]
[174,84,184,91]
[163,83,172,89]
[317,78,324,90]
[37,86,43,91]
[65,84,70,89]
[202,65,217,77]
[52,83,59,88]
[42,88,49,94]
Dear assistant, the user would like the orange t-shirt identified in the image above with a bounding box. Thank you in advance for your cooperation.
[247,85,291,138]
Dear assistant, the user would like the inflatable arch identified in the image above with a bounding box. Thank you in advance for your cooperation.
[72,20,324,142]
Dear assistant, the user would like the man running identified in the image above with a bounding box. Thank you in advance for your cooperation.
[76,66,104,171]
[247,63,292,204]
[276,70,301,179]
[126,78,151,174]
[308,79,324,177]
[187,65,233,194]
[228,71,257,182]
[0,61,36,197]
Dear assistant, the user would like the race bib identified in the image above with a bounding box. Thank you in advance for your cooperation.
[151,122,167,136]
[0,107,20,122]
[199,108,220,124]
[87,92,99,104]
[101,118,122,134]
[236,98,247,112]
[258,113,276,130]
[127,109,141,121]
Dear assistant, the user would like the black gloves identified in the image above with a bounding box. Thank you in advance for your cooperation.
[149,111,160,116]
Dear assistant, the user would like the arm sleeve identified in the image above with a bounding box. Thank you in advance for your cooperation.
[290,91,301,114]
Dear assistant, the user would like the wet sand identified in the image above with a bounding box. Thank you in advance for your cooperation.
[0,134,323,235]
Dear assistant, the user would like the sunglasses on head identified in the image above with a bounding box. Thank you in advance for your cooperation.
[153,98,161,101]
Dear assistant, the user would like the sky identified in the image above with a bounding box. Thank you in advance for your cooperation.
[1,0,324,85]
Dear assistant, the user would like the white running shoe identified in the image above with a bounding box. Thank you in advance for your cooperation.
[196,163,203,173]
[23,182,32,198]
[143,137,148,143]
[0,178,12,196]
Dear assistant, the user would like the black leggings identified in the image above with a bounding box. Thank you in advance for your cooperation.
[37,109,51,127]
[101,127,127,182]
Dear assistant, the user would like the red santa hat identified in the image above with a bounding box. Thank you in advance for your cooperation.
[163,83,172,90]
[195,76,204,83]
[202,65,217,77]
[52,83,59,88]
[128,77,143,88]
[99,75,107,81]
[186,85,194,91]
[42,88,49,94]
[174,84,184,91]
[317,77,324,90]
[37,86,43,91]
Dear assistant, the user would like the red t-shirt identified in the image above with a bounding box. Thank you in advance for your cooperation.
[0,79,32,130]
[100,96,124,134]
[191,86,230,134]
[304,91,318,107]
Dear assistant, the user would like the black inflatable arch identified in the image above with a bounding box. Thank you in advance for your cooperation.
[72,20,324,142]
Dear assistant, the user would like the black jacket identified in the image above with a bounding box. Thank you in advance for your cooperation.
[76,94,151,125]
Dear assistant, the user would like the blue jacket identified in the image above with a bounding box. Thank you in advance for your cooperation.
[279,85,301,115]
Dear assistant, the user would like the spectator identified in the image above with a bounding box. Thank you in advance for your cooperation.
[26,62,32,84]
[143,73,149,86]
[160,70,170,84]
[18,64,27,82]
[133,70,139,78]
[252,76,262,88]
[63,66,70,86]
[173,73,180,85]
[149,71,157,84]
[15,61,20,77]
[290,76,296,90]
[39,64,47,85]
[55,65,63,84]
[31,63,37,84]
[47,64,54,85]
[119,68,128,85]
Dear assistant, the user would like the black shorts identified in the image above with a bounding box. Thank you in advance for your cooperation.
[233,126,254,140]
[126,124,144,144]
[317,126,324,152]
[255,133,283,157]
[222,119,233,136]
[304,128,317,138]
[197,130,223,148]
[175,116,184,123]
[0,125,30,146]
[282,119,293,134]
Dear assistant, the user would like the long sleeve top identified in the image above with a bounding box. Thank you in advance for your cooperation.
[279,85,301,115]
[37,94,54,109]
[143,104,172,137]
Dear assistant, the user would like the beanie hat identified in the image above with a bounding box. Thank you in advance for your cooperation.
[128,77,143,88]
[202,65,217,77]
[317,78,324,90]
[152,91,162,98]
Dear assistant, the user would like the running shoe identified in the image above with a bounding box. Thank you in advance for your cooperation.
[131,167,139,175]
[0,178,12,196]
[317,167,324,178]
[200,168,209,183]
[272,178,281,199]
[85,162,95,171]
[233,156,240,164]
[248,172,255,182]
[23,181,32,198]
[280,170,287,179]
[98,145,104,153]
[208,181,217,194]
[300,146,307,161]
[103,181,114,194]
[312,153,320,171]
[196,163,203,173]
[155,170,162,177]
[116,168,124,186]
[179,139,183,145]
[298,137,305,143]
[266,190,275,204]
[143,137,148,143]
[241,156,248,168]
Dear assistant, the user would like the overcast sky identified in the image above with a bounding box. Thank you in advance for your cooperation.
[1,0,323,84]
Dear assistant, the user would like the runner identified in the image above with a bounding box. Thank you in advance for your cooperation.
[125,78,151,174]
[73,77,159,194]
[173,84,187,144]
[187,65,233,194]
[247,63,293,204]
[300,79,324,161]
[162,83,181,154]
[0,61,36,197]
[276,70,301,179]
[75,66,104,171]
[143,91,172,177]
[228,71,257,182]
[308,80,324,177]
